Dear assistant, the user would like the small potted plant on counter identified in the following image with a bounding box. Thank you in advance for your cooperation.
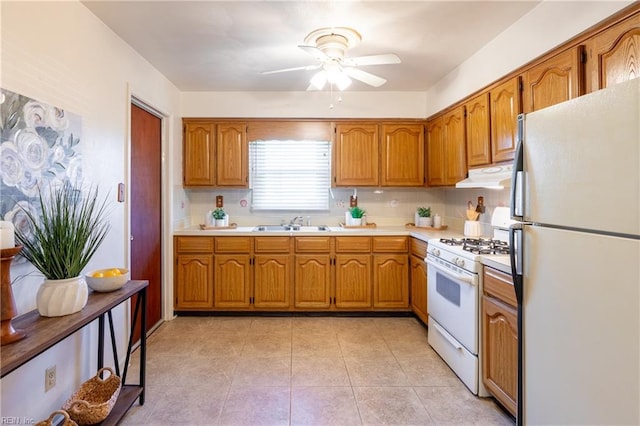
[348,206,366,226]
[212,208,226,227]
[417,206,432,227]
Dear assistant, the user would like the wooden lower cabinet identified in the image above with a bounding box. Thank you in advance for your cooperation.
[175,254,214,309]
[214,254,252,308]
[254,254,291,308]
[409,254,428,323]
[482,266,518,416]
[294,255,332,308]
[335,254,372,308]
[373,254,409,308]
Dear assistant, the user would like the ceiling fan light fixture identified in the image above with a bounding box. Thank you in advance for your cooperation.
[334,72,352,91]
[310,71,327,90]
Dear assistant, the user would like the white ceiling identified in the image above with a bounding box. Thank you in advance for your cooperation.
[82,1,540,92]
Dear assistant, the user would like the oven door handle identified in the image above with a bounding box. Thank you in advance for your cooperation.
[426,258,476,286]
[431,321,463,350]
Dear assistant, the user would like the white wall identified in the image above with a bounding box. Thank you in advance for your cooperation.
[426,1,634,115]
[0,1,180,419]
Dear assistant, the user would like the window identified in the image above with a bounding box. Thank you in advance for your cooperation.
[249,140,331,211]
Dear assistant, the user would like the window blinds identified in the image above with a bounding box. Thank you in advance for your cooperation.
[249,140,331,211]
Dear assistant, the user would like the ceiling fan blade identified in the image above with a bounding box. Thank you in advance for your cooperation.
[261,64,320,75]
[342,53,401,67]
[343,68,387,87]
[298,45,329,61]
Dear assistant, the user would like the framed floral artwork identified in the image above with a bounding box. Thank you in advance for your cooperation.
[0,89,83,235]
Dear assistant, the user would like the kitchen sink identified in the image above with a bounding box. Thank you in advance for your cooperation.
[253,225,331,232]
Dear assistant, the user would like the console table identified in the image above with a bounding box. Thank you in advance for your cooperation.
[1,280,148,425]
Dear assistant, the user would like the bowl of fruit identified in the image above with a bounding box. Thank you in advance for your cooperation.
[86,268,129,292]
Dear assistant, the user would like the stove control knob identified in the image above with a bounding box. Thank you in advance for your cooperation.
[431,248,440,257]
[453,258,465,267]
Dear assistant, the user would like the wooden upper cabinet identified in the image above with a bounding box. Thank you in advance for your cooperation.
[183,121,215,186]
[334,123,379,186]
[216,122,248,187]
[426,116,445,186]
[587,12,640,92]
[490,77,521,163]
[522,46,585,113]
[442,106,467,186]
[465,92,491,167]
[380,124,425,186]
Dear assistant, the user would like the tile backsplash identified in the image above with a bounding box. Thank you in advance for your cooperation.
[184,186,509,235]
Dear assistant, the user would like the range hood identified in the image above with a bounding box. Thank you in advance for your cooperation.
[455,164,513,189]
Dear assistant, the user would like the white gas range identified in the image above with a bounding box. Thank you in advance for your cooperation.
[425,207,513,396]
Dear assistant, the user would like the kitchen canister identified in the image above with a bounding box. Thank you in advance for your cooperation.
[433,214,442,228]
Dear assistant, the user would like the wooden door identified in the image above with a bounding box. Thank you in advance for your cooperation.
[175,254,214,309]
[442,106,467,185]
[380,124,424,186]
[334,123,379,186]
[522,46,585,113]
[587,12,640,92]
[465,92,491,167]
[183,121,215,186]
[490,77,521,163]
[130,103,162,341]
[216,122,248,187]
[214,255,252,308]
[410,254,428,324]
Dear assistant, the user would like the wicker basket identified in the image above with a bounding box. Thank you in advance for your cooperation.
[62,367,122,425]
[35,410,78,426]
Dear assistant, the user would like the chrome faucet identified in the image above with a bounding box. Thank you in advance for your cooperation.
[289,216,304,225]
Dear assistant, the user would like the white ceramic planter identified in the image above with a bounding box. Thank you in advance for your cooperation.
[37,276,88,317]
[418,217,433,227]
[215,219,225,227]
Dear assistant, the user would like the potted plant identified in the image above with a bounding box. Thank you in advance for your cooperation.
[417,206,432,227]
[212,208,226,227]
[348,206,366,226]
[15,181,111,317]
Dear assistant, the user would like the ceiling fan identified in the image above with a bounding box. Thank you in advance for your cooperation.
[262,27,401,90]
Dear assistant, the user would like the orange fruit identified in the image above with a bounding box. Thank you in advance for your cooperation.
[92,271,104,278]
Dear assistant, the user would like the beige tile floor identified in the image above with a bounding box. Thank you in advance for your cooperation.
[121,316,515,425]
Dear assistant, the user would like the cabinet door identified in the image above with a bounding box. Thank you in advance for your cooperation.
[175,254,214,309]
[490,77,522,163]
[372,254,409,309]
[442,106,467,185]
[183,121,215,186]
[482,295,518,416]
[214,254,252,308]
[216,122,248,187]
[380,123,424,186]
[294,255,332,308]
[409,254,428,324]
[335,254,371,309]
[523,46,585,113]
[426,116,445,186]
[465,92,491,167]
[587,12,640,92]
[334,123,379,186]
[254,254,291,308]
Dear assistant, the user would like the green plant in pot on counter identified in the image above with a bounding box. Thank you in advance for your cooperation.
[416,206,433,227]
[417,207,431,218]
[15,181,111,316]
[211,208,226,220]
[349,206,366,219]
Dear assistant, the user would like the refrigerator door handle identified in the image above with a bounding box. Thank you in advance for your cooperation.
[511,114,525,220]
[509,223,524,305]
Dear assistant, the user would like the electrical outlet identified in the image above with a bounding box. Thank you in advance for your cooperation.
[45,365,56,392]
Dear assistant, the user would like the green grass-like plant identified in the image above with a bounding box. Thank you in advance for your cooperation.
[417,206,432,217]
[212,208,226,220]
[15,182,111,280]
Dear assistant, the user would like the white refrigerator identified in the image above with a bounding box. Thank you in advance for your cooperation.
[510,78,640,425]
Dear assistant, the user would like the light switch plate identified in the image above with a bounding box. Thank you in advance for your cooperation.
[117,183,125,202]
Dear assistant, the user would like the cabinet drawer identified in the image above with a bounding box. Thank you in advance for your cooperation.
[295,236,332,252]
[175,236,214,253]
[372,237,408,253]
[215,237,252,253]
[335,236,371,253]
[410,238,427,258]
[483,266,516,307]
[254,236,291,253]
